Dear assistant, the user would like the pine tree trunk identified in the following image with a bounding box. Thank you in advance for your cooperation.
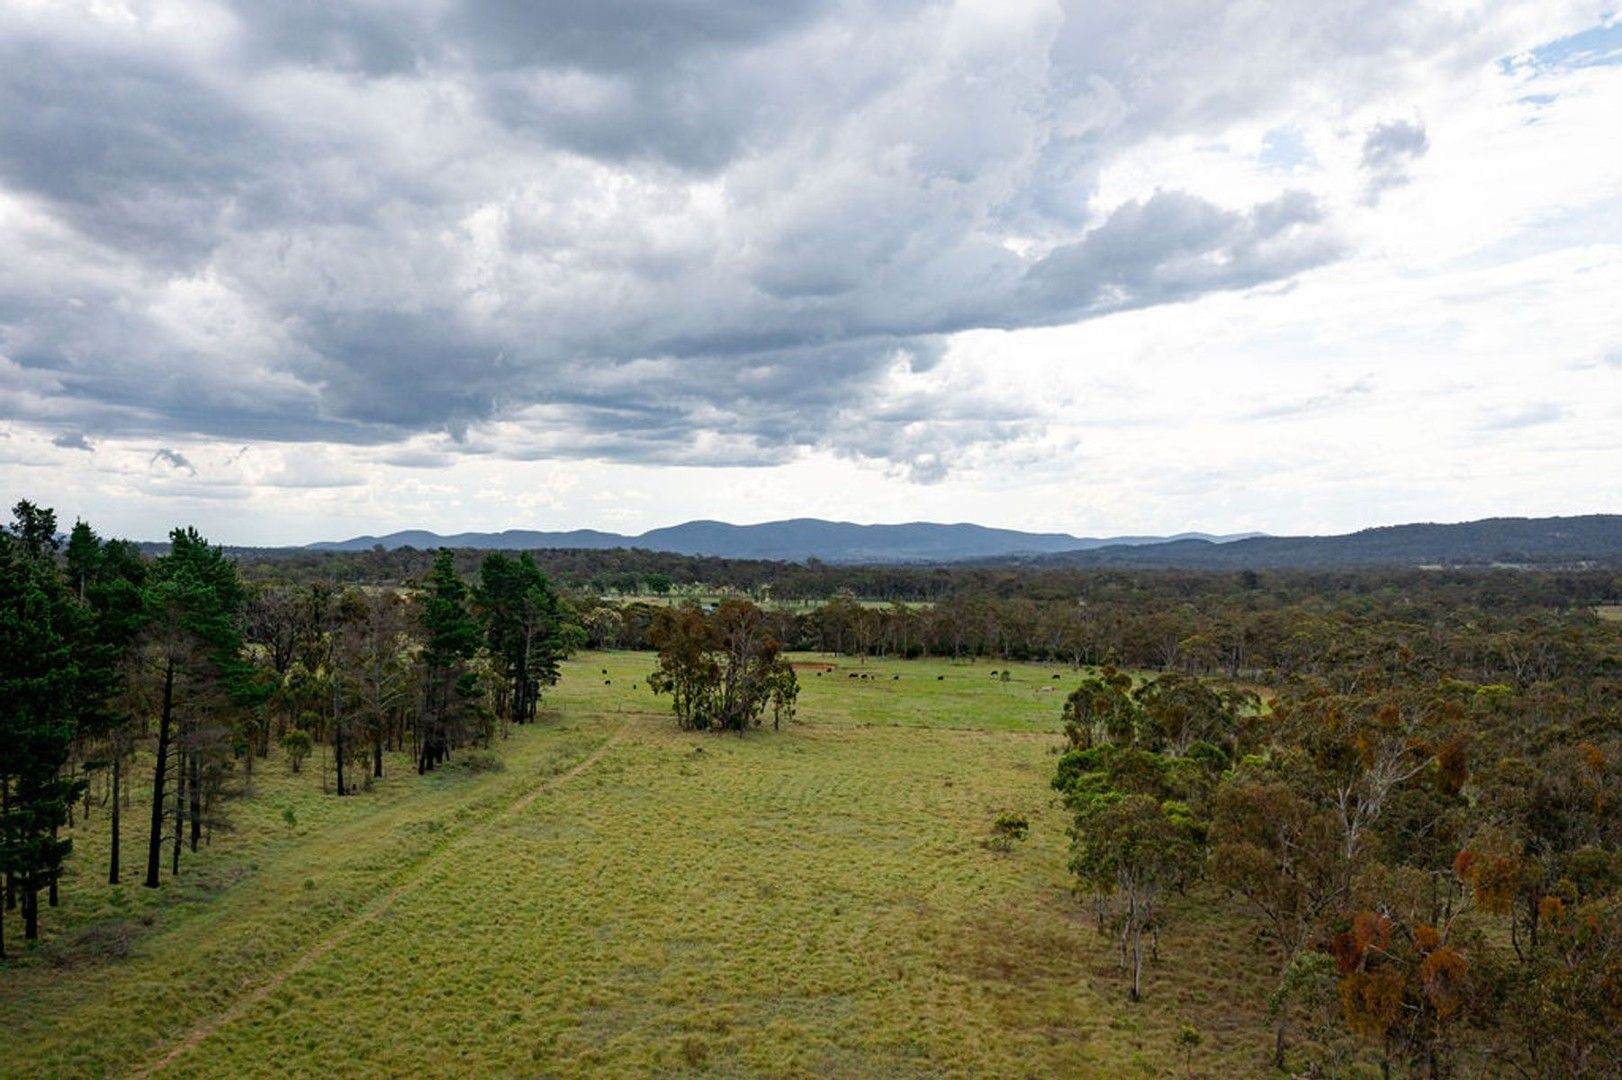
[109,749,121,885]
[145,659,175,888]
[0,781,7,956]
[23,878,39,940]
[171,721,187,878]
[188,751,201,852]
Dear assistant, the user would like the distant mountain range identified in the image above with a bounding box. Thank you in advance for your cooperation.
[307,519,1260,564]
[299,514,1622,568]
[1014,514,1622,570]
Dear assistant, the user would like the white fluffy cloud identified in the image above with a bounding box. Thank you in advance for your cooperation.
[1,1,1619,541]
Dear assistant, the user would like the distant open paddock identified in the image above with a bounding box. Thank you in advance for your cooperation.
[576,649,1085,732]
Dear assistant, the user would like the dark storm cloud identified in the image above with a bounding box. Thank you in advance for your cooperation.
[224,2,434,76]
[0,1,1519,473]
[0,37,258,266]
[449,0,834,72]
[51,432,93,450]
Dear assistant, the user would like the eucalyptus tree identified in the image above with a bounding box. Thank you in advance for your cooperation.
[712,600,797,734]
[648,606,718,730]
[649,601,796,735]
[333,588,415,781]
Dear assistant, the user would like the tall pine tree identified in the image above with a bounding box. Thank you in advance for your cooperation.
[0,503,87,954]
[475,552,569,730]
[140,528,256,887]
[416,551,482,773]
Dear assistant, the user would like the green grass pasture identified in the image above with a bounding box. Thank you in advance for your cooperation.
[1,651,1272,1078]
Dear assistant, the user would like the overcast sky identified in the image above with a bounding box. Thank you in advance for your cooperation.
[2,1,1619,545]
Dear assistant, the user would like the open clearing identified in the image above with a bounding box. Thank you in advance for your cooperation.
[1,652,1270,1078]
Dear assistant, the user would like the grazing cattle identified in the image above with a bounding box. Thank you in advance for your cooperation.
[1038,686,1055,693]
[601,668,608,675]
[892,674,900,680]
[604,679,611,686]
[936,675,945,680]
[849,672,860,678]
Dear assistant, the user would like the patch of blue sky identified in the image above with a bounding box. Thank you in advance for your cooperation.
[1501,18,1622,76]
[1258,127,1317,172]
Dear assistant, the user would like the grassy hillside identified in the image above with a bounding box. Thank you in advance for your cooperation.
[1,652,1279,1079]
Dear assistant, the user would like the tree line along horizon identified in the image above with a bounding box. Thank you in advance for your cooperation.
[3,502,1618,1077]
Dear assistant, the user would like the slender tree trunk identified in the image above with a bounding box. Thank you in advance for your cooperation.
[373,725,383,779]
[172,726,186,878]
[23,876,39,940]
[109,748,121,885]
[418,676,432,775]
[334,690,346,797]
[48,826,59,907]
[1130,926,1143,1002]
[0,781,7,956]
[145,659,175,888]
[188,750,201,852]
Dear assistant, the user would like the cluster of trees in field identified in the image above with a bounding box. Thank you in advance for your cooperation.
[1050,627,1619,1076]
[645,602,799,733]
[0,503,576,956]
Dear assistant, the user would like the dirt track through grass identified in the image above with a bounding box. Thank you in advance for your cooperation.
[3,652,1274,1078]
[128,721,632,1079]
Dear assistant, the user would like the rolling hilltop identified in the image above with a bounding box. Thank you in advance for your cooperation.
[1017,514,1622,569]
[308,519,1254,564]
[303,514,1621,568]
